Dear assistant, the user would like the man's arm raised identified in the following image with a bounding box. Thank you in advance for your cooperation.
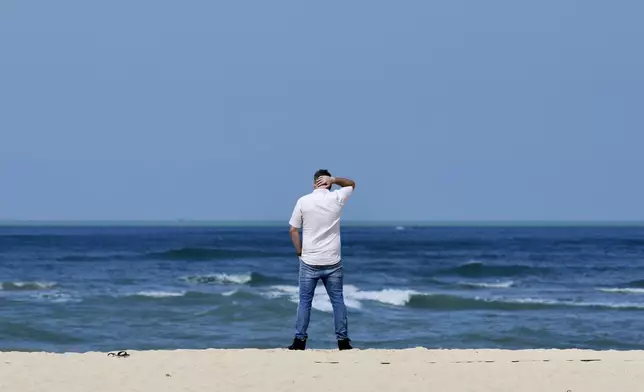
[332,176,355,189]
[315,176,356,189]
[316,175,355,204]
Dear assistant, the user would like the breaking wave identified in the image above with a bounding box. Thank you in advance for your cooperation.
[263,284,644,313]
[407,294,644,311]
[182,272,286,285]
[0,281,57,291]
[438,261,550,278]
[625,279,644,288]
[263,285,417,312]
[130,291,187,298]
[458,281,515,289]
[597,288,644,295]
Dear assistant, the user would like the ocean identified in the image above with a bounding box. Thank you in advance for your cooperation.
[1,225,643,352]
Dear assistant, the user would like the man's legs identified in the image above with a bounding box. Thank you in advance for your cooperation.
[294,260,318,341]
[321,262,349,341]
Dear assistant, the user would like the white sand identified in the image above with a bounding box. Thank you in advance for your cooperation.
[1,348,643,392]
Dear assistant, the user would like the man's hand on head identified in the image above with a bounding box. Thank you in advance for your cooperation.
[315,176,335,189]
[315,175,355,190]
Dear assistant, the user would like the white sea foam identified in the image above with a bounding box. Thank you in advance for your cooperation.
[265,285,418,312]
[459,281,515,289]
[597,287,644,295]
[352,288,419,306]
[506,297,644,309]
[501,297,559,305]
[33,292,78,303]
[183,273,252,285]
[133,291,186,298]
[264,282,644,312]
[0,281,57,290]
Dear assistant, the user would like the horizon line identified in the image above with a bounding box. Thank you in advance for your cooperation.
[1,219,643,227]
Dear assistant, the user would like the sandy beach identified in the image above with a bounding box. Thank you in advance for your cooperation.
[1,348,642,392]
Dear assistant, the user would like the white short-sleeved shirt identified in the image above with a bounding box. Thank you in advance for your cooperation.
[289,186,354,266]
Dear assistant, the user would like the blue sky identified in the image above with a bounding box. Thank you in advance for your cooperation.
[1,0,642,222]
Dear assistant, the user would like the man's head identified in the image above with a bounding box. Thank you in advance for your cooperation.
[314,169,332,189]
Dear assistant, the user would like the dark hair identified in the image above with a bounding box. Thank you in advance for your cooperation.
[313,169,332,180]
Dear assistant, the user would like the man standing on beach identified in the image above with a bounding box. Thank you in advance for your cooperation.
[287,169,356,351]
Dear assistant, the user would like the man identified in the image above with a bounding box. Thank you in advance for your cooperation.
[287,169,356,351]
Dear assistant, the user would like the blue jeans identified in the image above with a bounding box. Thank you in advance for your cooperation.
[295,260,348,340]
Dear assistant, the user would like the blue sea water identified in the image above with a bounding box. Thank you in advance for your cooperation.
[1,225,644,352]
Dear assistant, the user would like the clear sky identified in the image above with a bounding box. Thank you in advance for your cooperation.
[1,0,642,222]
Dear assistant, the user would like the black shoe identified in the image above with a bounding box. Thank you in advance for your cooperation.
[288,337,306,350]
[338,338,353,351]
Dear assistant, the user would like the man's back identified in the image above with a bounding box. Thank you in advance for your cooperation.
[287,171,356,351]
[289,186,353,266]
